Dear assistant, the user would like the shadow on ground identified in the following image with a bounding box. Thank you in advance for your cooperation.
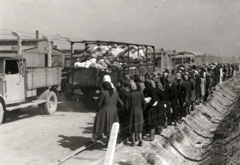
[57,135,107,151]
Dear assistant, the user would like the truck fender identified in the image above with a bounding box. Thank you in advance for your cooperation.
[0,95,6,111]
[50,86,59,98]
[38,90,50,100]
[38,86,59,100]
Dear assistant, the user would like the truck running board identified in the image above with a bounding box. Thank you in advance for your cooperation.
[6,100,47,111]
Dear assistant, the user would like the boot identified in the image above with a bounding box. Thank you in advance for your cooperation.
[155,127,162,135]
[144,128,155,141]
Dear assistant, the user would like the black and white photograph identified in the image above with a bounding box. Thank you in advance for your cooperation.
[0,0,240,164]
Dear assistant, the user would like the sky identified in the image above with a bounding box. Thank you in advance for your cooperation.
[0,0,240,57]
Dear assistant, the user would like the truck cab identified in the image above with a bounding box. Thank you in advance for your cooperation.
[0,31,62,124]
[0,55,25,104]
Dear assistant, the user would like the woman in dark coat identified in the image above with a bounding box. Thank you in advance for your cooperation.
[93,81,122,141]
[181,74,193,116]
[127,81,146,147]
[195,70,201,105]
[166,77,179,126]
[143,80,159,141]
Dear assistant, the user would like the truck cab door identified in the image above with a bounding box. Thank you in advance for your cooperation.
[4,59,25,104]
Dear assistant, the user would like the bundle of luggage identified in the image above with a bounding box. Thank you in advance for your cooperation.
[74,45,151,69]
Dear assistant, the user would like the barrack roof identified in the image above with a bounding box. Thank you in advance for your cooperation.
[0,38,47,46]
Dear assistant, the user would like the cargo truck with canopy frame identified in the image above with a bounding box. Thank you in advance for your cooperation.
[62,40,155,108]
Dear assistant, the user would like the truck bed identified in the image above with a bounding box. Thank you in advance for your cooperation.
[25,67,62,90]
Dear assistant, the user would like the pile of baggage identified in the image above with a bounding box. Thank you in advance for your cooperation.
[74,45,150,69]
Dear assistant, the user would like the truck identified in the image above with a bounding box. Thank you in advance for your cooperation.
[0,31,63,124]
[62,40,155,108]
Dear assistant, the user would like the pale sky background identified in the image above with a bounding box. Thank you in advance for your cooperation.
[0,0,240,57]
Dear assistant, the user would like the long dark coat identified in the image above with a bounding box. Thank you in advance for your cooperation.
[93,90,121,134]
[143,82,159,128]
[195,74,201,98]
[189,77,196,101]
[117,86,129,135]
[167,84,179,109]
[156,87,170,126]
[182,80,193,106]
[127,90,146,133]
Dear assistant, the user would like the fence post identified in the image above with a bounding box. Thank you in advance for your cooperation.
[103,122,119,165]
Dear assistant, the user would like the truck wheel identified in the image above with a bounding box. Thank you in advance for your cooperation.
[0,102,5,124]
[41,91,58,115]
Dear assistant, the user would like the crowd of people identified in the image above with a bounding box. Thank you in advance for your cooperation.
[91,63,237,147]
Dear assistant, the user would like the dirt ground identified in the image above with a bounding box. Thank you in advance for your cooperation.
[0,98,95,165]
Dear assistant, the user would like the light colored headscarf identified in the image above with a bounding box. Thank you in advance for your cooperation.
[103,75,114,88]
[150,80,156,88]
[130,79,137,91]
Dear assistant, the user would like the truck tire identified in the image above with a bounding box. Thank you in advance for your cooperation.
[0,102,5,124]
[41,91,58,115]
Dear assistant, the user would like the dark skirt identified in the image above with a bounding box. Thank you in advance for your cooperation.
[144,106,159,129]
[128,106,144,133]
[93,107,119,135]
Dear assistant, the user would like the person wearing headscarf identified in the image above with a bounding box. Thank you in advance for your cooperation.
[92,81,123,145]
[181,73,193,116]
[126,81,146,147]
[133,74,144,92]
[200,69,206,103]
[160,69,169,89]
[103,75,114,88]
[138,76,146,92]
[204,68,213,101]
[165,76,179,126]
[115,79,129,141]
[142,80,159,141]
[194,70,201,105]
[189,72,196,111]
[174,72,184,121]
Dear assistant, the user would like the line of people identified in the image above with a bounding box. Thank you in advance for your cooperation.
[91,63,237,147]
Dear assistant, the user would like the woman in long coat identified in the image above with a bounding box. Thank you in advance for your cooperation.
[195,70,201,105]
[93,81,122,142]
[127,81,146,147]
[200,70,206,102]
[143,80,159,141]
[189,73,196,111]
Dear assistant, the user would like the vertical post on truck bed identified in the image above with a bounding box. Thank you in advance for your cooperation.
[137,45,139,74]
[160,48,164,72]
[70,42,74,65]
[173,50,176,70]
[42,35,52,67]
[146,46,148,72]
[12,31,22,55]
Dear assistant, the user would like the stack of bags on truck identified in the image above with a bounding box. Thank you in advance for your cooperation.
[74,45,149,69]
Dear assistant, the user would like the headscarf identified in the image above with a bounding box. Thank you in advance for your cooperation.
[150,80,156,88]
[157,82,164,91]
[139,76,145,82]
[130,80,137,91]
[103,75,114,88]
[134,74,140,82]
[102,81,114,96]
[144,80,153,88]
